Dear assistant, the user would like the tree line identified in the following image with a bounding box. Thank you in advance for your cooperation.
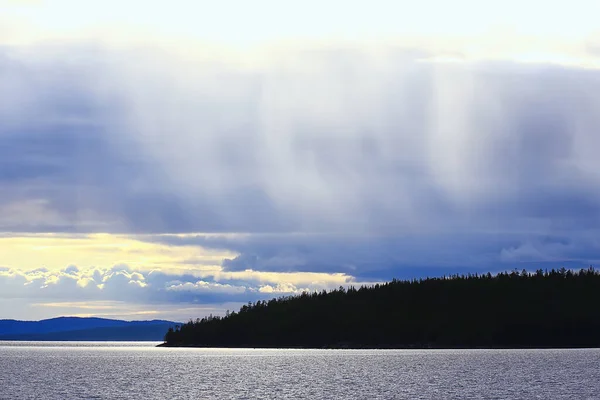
[163,267,600,348]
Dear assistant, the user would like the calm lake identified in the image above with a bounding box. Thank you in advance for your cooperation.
[0,341,598,399]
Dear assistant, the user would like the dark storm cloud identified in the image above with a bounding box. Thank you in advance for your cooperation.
[140,231,600,282]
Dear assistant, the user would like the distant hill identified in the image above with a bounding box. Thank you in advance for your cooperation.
[0,317,181,341]
[163,267,600,349]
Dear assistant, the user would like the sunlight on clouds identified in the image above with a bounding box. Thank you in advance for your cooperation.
[0,263,369,300]
[0,234,370,303]
[0,264,370,320]
[206,269,353,288]
[164,270,361,295]
[0,233,235,273]
[259,283,306,294]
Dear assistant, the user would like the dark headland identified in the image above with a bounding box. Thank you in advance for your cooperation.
[161,267,600,349]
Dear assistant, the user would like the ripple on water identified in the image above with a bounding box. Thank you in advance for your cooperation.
[0,343,599,399]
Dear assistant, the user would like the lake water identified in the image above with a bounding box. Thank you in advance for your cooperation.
[0,342,598,399]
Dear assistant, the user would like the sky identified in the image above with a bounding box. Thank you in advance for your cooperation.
[2,0,600,321]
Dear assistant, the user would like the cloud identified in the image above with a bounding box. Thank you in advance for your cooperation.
[166,281,247,295]
[0,233,234,273]
[3,41,600,317]
[0,261,368,319]
[143,231,600,282]
[2,1,600,60]
[0,264,367,305]
[4,46,600,236]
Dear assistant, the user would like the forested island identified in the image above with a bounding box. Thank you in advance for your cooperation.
[162,268,600,348]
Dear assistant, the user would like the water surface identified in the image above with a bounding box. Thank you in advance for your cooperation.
[0,342,598,399]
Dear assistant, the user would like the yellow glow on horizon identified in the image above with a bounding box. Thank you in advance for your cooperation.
[0,233,368,292]
[0,233,235,273]
[26,300,234,320]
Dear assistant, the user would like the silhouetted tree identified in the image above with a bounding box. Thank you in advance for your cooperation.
[163,268,600,348]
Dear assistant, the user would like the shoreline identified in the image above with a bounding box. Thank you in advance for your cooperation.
[157,343,600,350]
